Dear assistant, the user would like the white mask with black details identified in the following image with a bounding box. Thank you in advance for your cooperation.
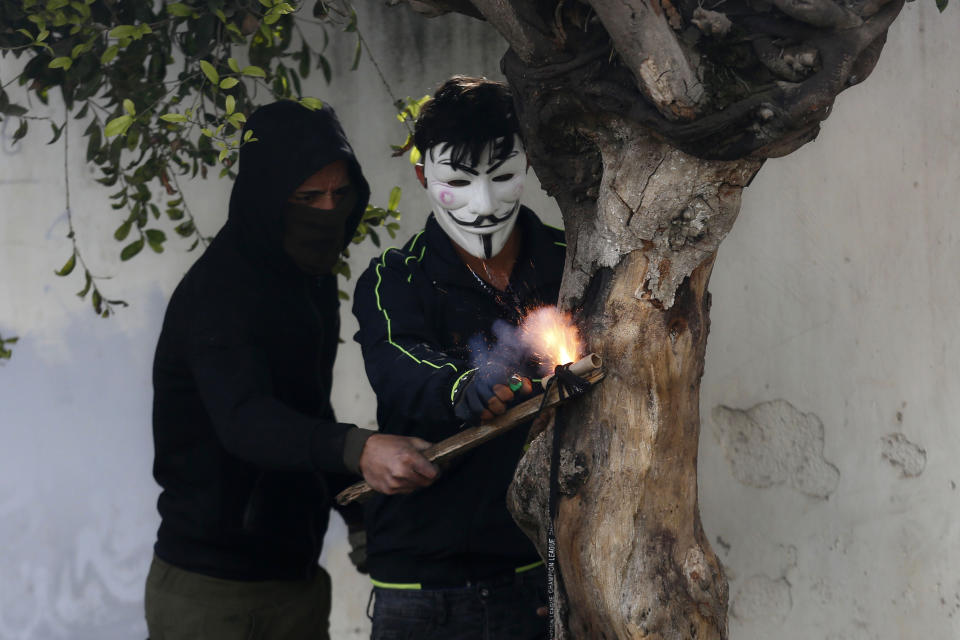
[423,135,527,260]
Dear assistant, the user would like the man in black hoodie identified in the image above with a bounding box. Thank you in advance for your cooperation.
[146,100,438,639]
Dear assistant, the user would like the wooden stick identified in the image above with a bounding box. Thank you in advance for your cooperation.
[335,355,605,506]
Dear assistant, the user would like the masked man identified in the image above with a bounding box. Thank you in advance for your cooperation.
[147,100,438,640]
[352,77,565,640]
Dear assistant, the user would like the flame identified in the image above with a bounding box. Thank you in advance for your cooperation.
[520,306,581,372]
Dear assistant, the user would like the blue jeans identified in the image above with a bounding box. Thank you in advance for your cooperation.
[370,566,547,640]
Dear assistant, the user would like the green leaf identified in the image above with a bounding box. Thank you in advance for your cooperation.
[345,9,358,32]
[174,221,195,236]
[47,122,64,145]
[1,103,28,117]
[300,97,323,110]
[13,119,28,142]
[114,218,132,241]
[165,207,184,221]
[298,44,310,78]
[200,60,219,85]
[214,8,227,22]
[101,45,119,65]
[55,253,76,276]
[120,238,144,261]
[76,271,92,298]
[225,95,236,114]
[146,228,166,253]
[92,289,102,313]
[241,65,266,78]
[219,77,239,90]
[227,113,245,129]
[85,125,101,162]
[47,0,69,10]
[123,98,135,116]
[338,289,349,301]
[351,37,361,71]
[167,2,194,17]
[159,113,188,123]
[243,130,255,142]
[936,0,948,11]
[49,56,72,70]
[228,58,240,73]
[104,114,133,137]
[108,25,137,39]
[387,186,401,211]
[318,55,332,84]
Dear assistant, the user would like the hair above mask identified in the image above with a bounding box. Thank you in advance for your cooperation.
[414,76,522,170]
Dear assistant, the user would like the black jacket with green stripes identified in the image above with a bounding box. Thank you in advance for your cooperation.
[352,206,565,586]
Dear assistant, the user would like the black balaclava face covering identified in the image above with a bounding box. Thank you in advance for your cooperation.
[281,188,357,275]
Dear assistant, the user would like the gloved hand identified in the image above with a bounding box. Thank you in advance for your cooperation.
[453,364,532,423]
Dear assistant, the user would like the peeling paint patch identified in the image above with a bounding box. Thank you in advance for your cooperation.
[731,545,796,624]
[731,574,792,623]
[712,399,840,499]
[881,433,926,478]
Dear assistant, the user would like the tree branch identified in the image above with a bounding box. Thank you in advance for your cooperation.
[386,0,484,19]
[589,0,705,120]
[467,0,557,64]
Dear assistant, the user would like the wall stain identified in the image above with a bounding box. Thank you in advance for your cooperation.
[881,433,927,478]
[711,399,840,499]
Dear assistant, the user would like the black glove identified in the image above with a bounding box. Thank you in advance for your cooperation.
[452,363,512,423]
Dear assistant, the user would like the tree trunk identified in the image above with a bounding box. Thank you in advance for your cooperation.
[508,125,762,638]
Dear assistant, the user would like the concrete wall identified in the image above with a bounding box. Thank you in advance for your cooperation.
[0,2,955,638]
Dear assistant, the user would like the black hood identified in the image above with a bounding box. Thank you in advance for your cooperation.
[226,100,370,269]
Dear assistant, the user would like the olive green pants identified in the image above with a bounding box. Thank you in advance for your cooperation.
[145,556,331,640]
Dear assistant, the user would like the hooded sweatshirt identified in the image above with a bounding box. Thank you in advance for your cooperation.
[151,101,370,581]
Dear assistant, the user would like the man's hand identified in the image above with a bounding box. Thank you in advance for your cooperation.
[358,433,439,495]
[453,366,533,423]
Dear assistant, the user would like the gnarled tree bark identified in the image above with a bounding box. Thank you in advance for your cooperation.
[509,130,761,638]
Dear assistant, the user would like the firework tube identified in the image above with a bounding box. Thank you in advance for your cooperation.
[540,353,602,390]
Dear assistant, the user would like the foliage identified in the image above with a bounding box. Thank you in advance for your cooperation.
[0,0,393,317]
[0,333,17,360]
[391,94,430,165]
